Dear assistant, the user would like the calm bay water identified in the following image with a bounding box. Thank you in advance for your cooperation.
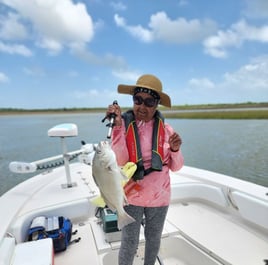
[0,113,268,196]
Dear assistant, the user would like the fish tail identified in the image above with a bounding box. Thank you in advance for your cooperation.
[117,212,136,230]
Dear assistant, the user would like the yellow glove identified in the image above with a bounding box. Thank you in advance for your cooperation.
[121,162,137,185]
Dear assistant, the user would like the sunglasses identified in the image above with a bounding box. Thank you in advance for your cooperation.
[133,95,158,108]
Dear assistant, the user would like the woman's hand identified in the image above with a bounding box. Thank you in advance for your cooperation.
[106,104,122,126]
[169,132,182,152]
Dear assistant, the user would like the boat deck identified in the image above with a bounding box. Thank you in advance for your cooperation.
[167,202,268,265]
[54,200,268,265]
[2,163,268,265]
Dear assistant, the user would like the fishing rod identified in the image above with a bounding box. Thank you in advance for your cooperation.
[101,100,118,139]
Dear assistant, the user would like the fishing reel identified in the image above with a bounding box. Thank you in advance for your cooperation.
[102,100,118,139]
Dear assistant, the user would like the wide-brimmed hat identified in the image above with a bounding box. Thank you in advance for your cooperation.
[118,74,171,107]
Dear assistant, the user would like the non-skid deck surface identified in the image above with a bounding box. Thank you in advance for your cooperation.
[54,222,99,265]
[167,202,268,265]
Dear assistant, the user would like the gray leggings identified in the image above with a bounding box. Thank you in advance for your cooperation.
[118,205,168,265]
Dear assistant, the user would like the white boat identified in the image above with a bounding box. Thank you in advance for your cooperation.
[1,123,268,265]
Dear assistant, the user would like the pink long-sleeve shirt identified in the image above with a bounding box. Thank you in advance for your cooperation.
[111,118,184,207]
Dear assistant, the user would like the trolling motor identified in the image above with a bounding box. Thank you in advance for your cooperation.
[9,123,96,189]
[102,100,118,139]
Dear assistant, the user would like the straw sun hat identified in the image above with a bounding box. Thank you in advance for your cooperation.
[118,74,171,108]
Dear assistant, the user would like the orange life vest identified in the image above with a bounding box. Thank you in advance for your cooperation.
[122,110,165,180]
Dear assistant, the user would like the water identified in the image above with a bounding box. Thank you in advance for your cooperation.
[1,113,268,196]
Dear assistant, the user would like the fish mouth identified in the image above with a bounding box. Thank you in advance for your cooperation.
[95,141,109,153]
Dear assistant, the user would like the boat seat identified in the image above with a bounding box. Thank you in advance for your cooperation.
[171,183,228,208]
[13,238,54,265]
[9,198,91,243]
[231,191,268,230]
[0,237,15,265]
[167,202,268,265]
[0,237,54,265]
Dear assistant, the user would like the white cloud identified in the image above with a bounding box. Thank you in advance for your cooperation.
[0,72,9,83]
[73,89,99,99]
[114,12,217,44]
[223,56,268,93]
[0,12,28,40]
[233,20,268,42]
[203,30,242,58]
[1,0,94,54]
[94,19,105,32]
[181,55,268,104]
[203,20,268,58]
[189,78,215,89]
[72,88,121,108]
[114,14,125,27]
[72,45,127,71]
[149,12,217,44]
[110,1,127,11]
[112,69,140,82]
[0,41,32,56]
[36,38,62,55]
[114,14,153,43]
[23,66,45,77]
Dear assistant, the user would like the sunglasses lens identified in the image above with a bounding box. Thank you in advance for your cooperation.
[144,98,156,107]
[133,95,156,107]
[133,95,143,105]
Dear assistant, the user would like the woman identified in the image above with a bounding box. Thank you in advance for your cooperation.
[106,74,184,265]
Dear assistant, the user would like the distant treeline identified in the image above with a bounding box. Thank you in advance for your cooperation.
[1,102,268,112]
[168,101,268,110]
[163,102,268,119]
[0,107,104,113]
[1,102,268,119]
[163,109,268,119]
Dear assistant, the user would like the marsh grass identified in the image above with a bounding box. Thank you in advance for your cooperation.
[163,109,268,119]
[1,102,268,119]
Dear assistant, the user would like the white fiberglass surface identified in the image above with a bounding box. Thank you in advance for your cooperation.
[101,236,220,265]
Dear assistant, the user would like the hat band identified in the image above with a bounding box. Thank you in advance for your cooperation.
[134,87,160,100]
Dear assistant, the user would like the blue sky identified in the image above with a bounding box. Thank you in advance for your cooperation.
[0,0,268,109]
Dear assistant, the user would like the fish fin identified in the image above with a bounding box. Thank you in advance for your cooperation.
[123,193,129,205]
[90,196,106,208]
[117,212,136,230]
[92,173,99,187]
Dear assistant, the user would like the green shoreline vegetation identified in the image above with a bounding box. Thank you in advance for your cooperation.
[1,102,268,119]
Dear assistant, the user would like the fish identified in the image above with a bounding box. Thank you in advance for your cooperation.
[91,162,137,208]
[92,141,135,230]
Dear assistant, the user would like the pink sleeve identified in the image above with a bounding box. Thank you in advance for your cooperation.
[164,123,184,172]
[169,149,184,172]
[111,120,129,166]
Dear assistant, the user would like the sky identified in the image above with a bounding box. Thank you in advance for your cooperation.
[0,0,268,109]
